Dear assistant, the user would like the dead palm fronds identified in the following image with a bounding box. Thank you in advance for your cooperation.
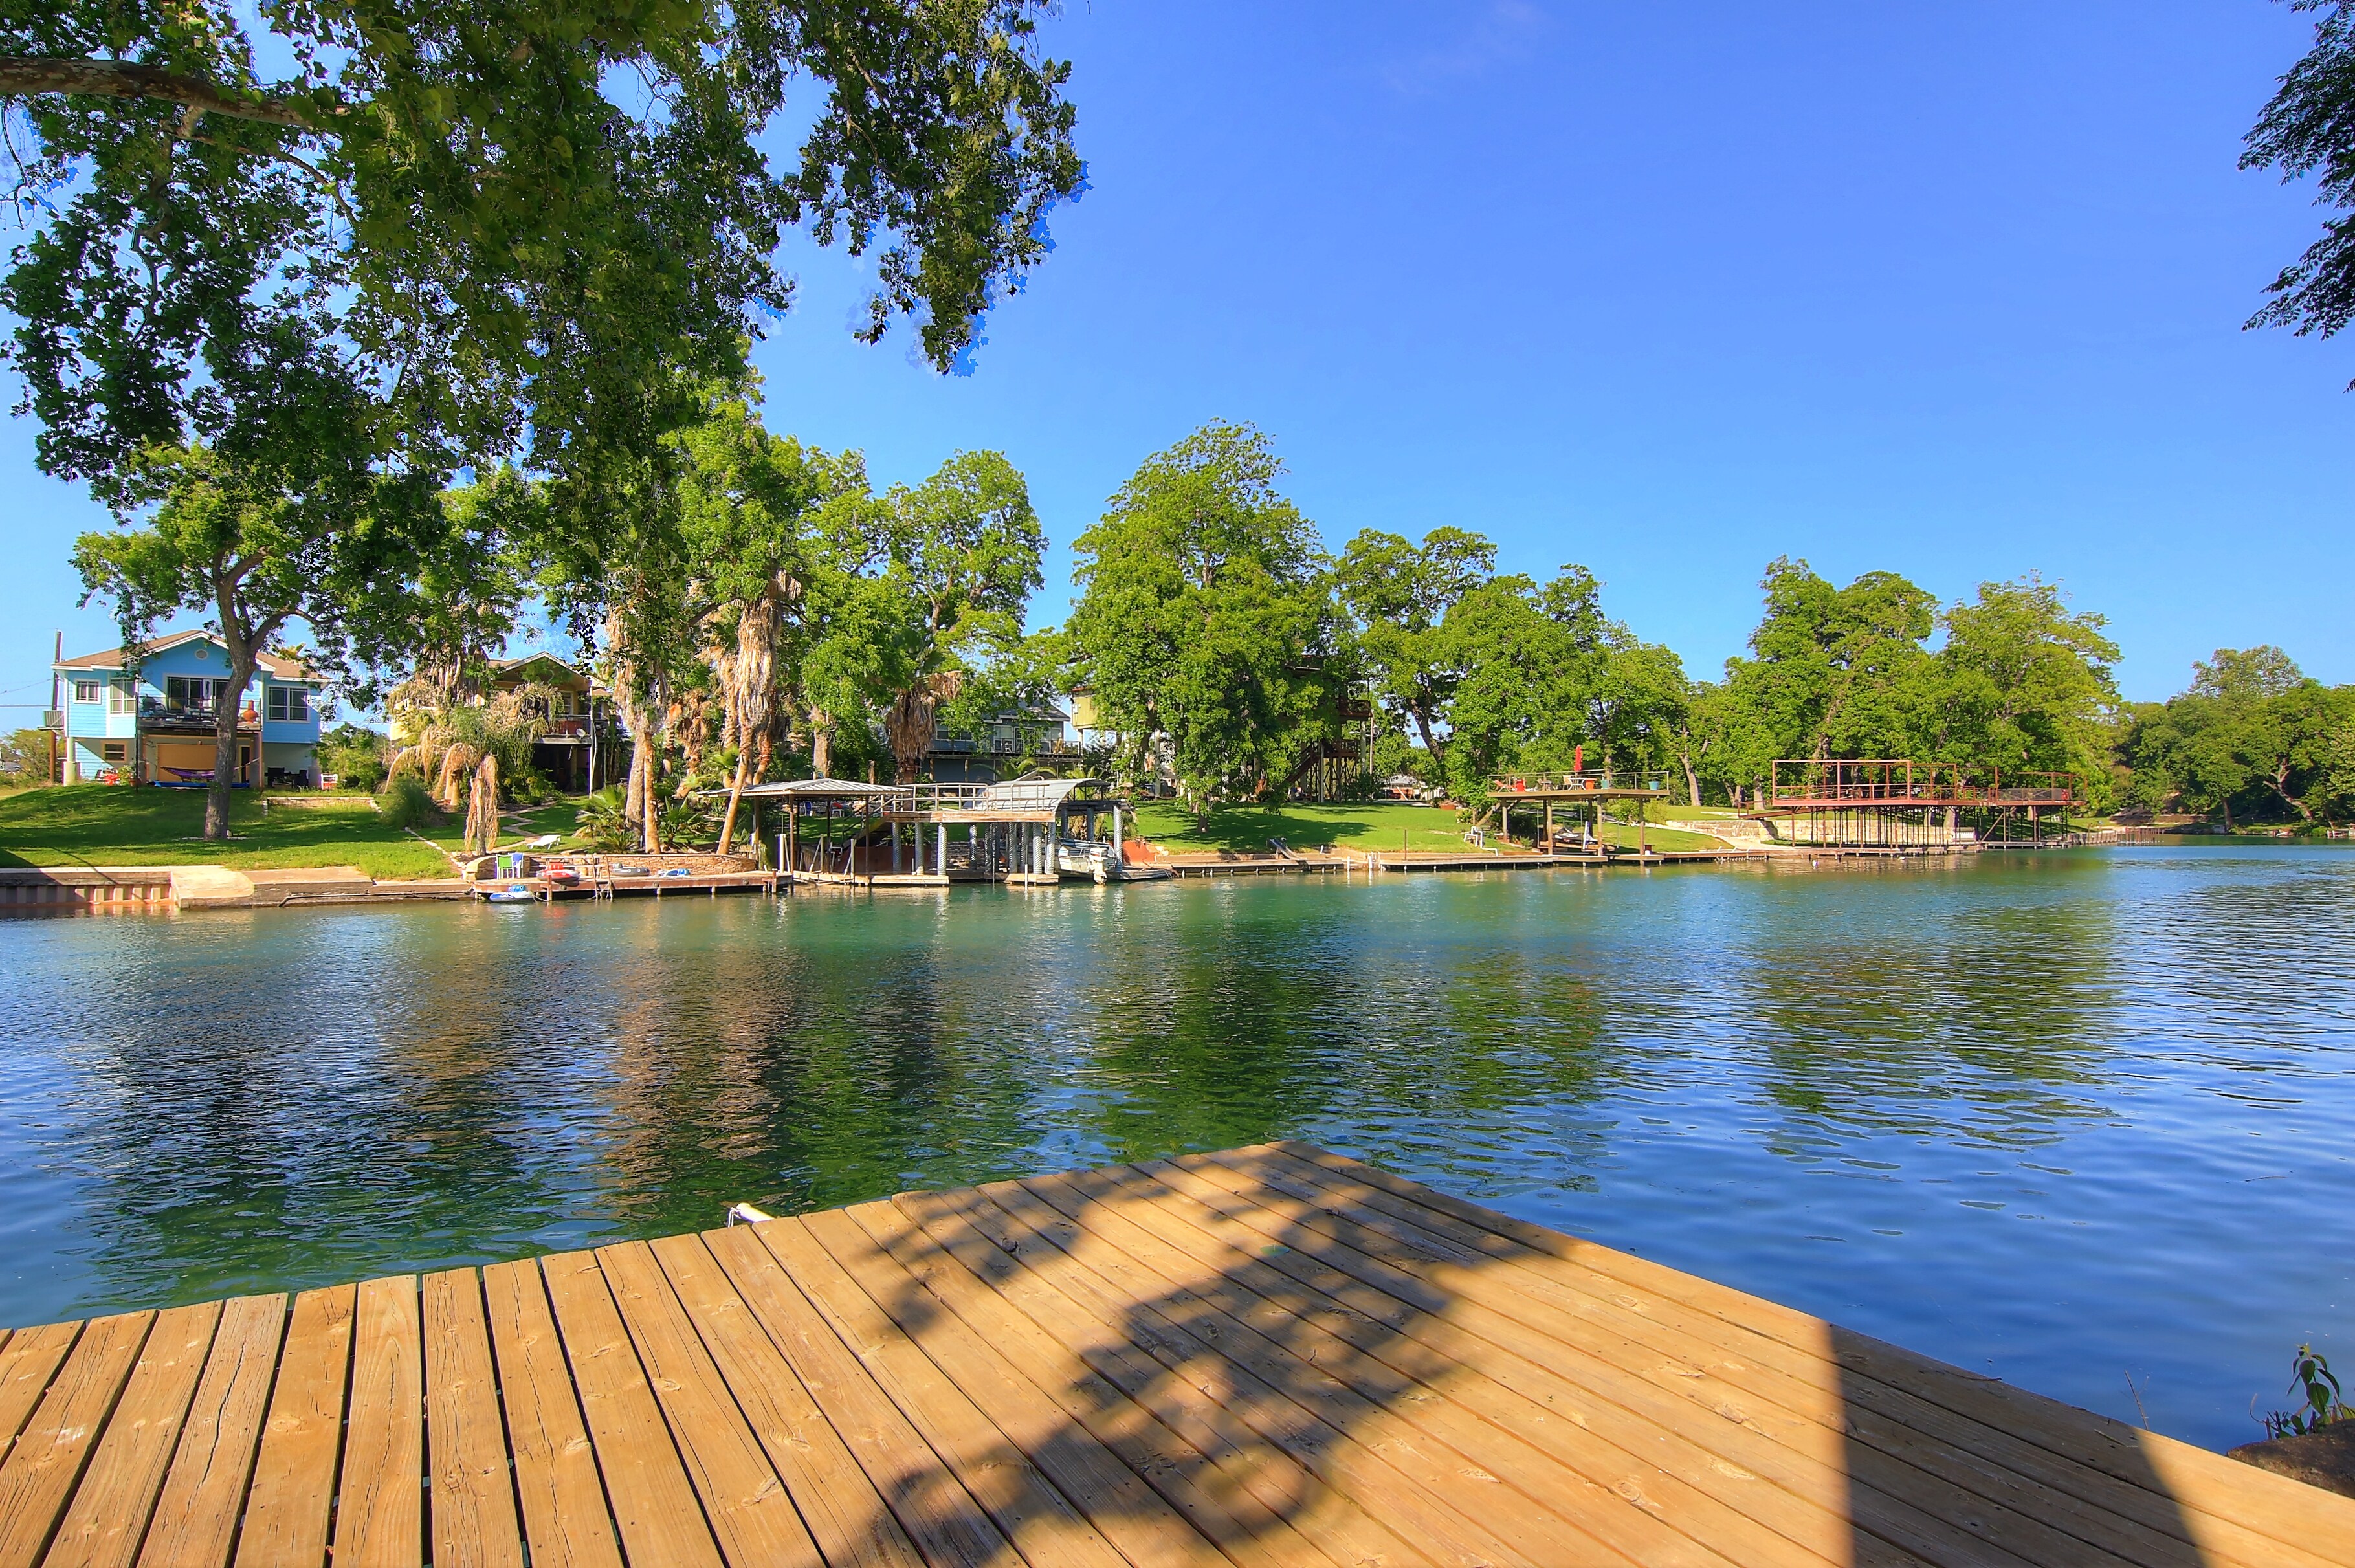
[717,589,784,853]
[464,753,500,857]
[434,742,481,811]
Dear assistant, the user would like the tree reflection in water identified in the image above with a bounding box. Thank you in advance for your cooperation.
[5,846,2354,1448]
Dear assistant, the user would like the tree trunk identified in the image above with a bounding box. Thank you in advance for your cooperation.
[205,590,267,841]
[636,716,662,853]
[1681,751,1701,807]
[810,711,833,779]
[1410,705,1446,785]
[205,666,248,840]
[2270,766,2313,821]
[718,742,753,855]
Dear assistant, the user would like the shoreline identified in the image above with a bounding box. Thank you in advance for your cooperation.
[0,833,2156,916]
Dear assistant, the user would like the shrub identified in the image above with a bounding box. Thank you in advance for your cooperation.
[1,728,54,786]
[2261,1345,2352,1439]
[575,787,633,851]
[377,773,436,831]
[316,723,389,791]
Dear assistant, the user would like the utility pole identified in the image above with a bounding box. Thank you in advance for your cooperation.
[49,630,61,784]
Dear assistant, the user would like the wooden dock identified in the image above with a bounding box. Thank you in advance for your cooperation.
[1,1142,2343,1567]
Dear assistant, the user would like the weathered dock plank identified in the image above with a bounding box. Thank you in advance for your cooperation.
[2,1145,2348,1567]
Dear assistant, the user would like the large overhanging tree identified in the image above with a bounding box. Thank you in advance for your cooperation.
[5,0,1083,835]
[2245,0,2355,356]
[4,1,1083,450]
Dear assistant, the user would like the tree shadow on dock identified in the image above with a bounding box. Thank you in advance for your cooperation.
[689,1143,2251,1567]
[5,1144,2300,1568]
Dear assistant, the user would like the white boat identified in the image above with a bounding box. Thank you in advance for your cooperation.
[1055,838,1173,882]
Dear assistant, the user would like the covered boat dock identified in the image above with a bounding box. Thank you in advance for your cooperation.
[731,775,1143,887]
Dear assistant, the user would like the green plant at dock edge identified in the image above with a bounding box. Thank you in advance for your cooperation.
[2259,1344,2352,1439]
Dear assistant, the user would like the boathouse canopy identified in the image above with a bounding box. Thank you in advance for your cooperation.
[972,775,1111,814]
[711,773,1126,825]
[723,777,912,803]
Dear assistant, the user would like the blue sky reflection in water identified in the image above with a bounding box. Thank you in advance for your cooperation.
[1,845,2350,1452]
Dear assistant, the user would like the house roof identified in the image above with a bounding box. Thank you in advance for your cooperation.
[489,653,593,687]
[56,630,326,681]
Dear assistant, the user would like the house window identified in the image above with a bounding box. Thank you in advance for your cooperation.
[109,679,135,715]
[267,685,311,722]
[166,676,222,712]
[100,742,126,763]
[72,679,100,703]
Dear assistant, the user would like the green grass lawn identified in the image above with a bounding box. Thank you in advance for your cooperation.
[0,785,454,879]
[1131,800,1723,855]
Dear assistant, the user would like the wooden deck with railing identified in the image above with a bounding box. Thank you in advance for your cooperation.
[1,1143,2343,1567]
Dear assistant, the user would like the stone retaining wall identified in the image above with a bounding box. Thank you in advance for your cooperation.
[0,867,177,914]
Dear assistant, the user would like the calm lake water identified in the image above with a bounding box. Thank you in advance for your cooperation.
[1,845,2350,1452]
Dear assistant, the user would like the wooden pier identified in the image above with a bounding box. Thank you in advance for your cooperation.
[1,1143,2345,1567]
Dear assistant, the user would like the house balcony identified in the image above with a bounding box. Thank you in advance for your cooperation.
[929,735,1078,758]
[138,703,258,734]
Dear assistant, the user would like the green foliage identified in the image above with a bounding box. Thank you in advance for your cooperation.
[2119,648,2355,825]
[5,1,1084,484]
[1421,564,1687,802]
[1719,558,1938,779]
[2242,3,2355,352]
[2261,1345,2352,1440]
[1688,563,2122,808]
[1336,526,1495,778]
[0,729,54,785]
[314,723,388,791]
[1128,800,1720,856]
[2195,644,2306,699]
[1067,421,1337,814]
[660,788,720,849]
[575,787,635,852]
[72,441,442,838]
[375,773,436,832]
[1930,575,2121,800]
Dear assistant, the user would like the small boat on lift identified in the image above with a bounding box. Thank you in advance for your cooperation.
[484,881,536,904]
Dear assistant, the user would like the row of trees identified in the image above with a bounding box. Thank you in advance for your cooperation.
[344,384,1057,853]
[1060,423,2134,817]
[2118,648,2355,828]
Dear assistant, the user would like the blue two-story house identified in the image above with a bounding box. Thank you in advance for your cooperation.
[52,630,333,787]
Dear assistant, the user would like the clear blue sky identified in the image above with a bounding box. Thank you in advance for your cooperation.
[3,1,2347,718]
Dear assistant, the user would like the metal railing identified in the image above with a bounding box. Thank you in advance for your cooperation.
[1490,771,1668,793]
[1766,760,2075,806]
